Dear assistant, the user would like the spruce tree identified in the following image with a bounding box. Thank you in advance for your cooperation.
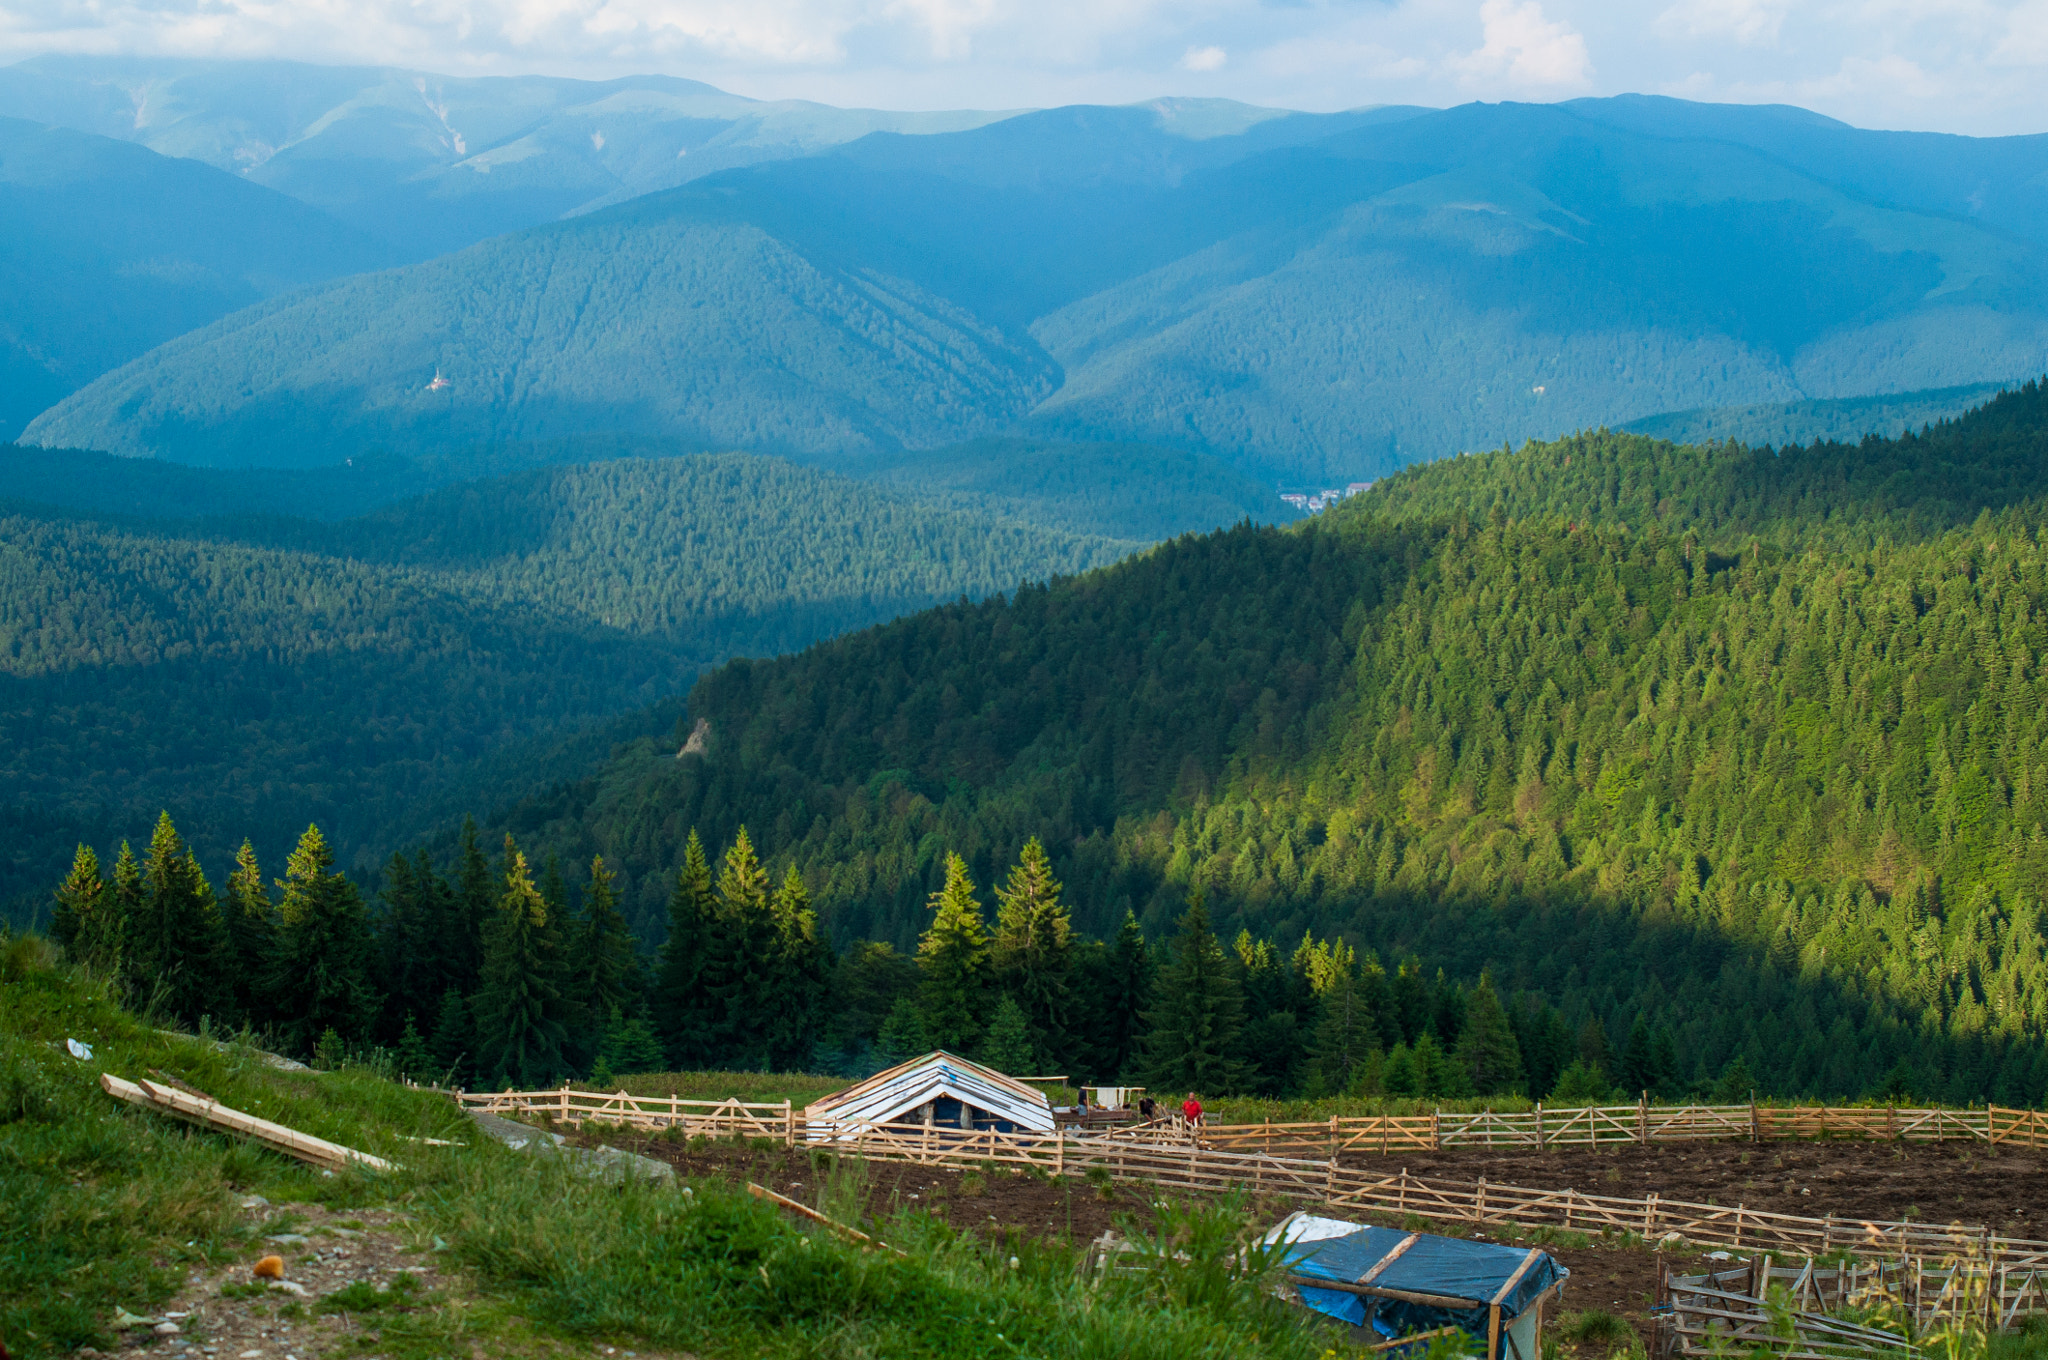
[1455,973,1525,1094]
[223,840,277,1030]
[1308,947,1380,1094]
[51,844,113,969]
[916,853,992,1053]
[1094,909,1152,1080]
[376,850,431,1033]
[1139,892,1248,1096]
[765,863,832,1071]
[654,830,717,1067]
[451,816,494,995]
[700,828,777,1068]
[428,987,475,1088]
[393,1014,433,1082]
[473,837,568,1089]
[1617,1017,1657,1096]
[107,841,142,972]
[991,837,1074,1069]
[569,855,640,1057]
[595,1005,667,1079]
[126,812,226,1025]
[268,823,380,1057]
[980,995,1036,1075]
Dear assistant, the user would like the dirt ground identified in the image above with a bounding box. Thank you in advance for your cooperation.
[1357,1139,2048,1239]
[71,1196,683,1360]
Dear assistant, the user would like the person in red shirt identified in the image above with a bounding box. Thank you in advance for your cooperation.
[1181,1093,1203,1127]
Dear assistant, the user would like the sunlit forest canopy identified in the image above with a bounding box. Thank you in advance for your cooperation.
[487,380,2048,1104]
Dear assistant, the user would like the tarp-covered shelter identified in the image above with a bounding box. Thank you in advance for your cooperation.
[805,1051,1055,1139]
[1269,1213,1568,1359]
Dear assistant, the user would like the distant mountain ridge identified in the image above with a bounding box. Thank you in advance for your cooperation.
[22,92,2048,482]
[0,115,393,440]
[0,56,1023,259]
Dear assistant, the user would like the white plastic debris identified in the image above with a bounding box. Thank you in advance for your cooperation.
[66,1038,94,1060]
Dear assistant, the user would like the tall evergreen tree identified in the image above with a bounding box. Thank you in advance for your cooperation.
[473,837,568,1089]
[450,815,495,995]
[428,987,476,1088]
[1140,892,1248,1096]
[1617,1017,1658,1096]
[108,841,142,971]
[698,828,777,1068]
[916,853,992,1053]
[991,837,1075,1070]
[569,855,640,1049]
[223,839,277,1029]
[1455,973,1524,1094]
[654,830,718,1067]
[376,849,433,1033]
[50,844,112,969]
[268,823,380,1056]
[1092,909,1152,1081]
[981,995,1036,1074]
[125,812,226,1025]
[1308,944,1381,1095]
[765,863,832,1071]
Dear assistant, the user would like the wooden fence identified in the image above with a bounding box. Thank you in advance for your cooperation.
[1660,1255,2048,1351]
[455,1087,2048,1158]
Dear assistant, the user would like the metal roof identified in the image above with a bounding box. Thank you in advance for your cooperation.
[805,1050,1055,1134]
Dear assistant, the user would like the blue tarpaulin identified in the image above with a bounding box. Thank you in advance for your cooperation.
[1282,1223,1566,1358]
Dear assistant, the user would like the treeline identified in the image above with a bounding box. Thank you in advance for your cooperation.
[46,809,1700,1103]
[478,382,2048,1106]
[0,451,1131,916]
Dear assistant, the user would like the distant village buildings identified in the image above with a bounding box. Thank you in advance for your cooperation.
[1281,481,1373,513]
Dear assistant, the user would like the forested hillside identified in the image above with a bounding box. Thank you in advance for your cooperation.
[0,453,1133,916]
[472,381,2048,1105]
[27,97,2048,480]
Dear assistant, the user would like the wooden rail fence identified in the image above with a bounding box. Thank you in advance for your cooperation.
[456,1087,2048,1157]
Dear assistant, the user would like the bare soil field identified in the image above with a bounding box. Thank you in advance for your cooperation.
[1353,1139,2048,1238]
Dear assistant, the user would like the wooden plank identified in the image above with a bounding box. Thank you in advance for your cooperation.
[107,1075,396,1173]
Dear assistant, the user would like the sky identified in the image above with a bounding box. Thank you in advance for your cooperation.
[3,0,2047,136]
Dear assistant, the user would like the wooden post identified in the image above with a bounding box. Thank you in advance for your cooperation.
[1535,1102,1544,1150]
[1330,1116,1338,1162]
[1487,1303,1502,1360]
[1750,1098,1759,1143]
[1432,1107,1441,1151]
[1638,1090,1648,1143]
[784,1100,794,1147]
[670,1091,678,1130]
[561,1083,570,1123]
[1477,1176,1488,1223]
[1646,1192,1658,1238]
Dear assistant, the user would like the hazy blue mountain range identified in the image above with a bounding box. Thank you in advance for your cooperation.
[22,93,2048,482]
[1621,383,2014,449]
[0,115,393,441]
[0,56,1020,259]
[0,451,1140,917]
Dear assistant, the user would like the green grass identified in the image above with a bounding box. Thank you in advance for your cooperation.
[1,930,1362,1360]
[578,1069,848,1108]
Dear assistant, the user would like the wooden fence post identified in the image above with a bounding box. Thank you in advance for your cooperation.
[1638,1091,1648,1143]
[784,1100,794,1147]
[1432,1108,1441,1150]
[1330,1116,1338,1162]
[1750,1098,1760,1143]
[560,1084,570,1123]
[1535,1102,1544,1149]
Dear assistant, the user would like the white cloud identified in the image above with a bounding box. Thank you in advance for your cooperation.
[1452,0,1592,89]
[1,0,2047,134]
[1655,0,1789,46]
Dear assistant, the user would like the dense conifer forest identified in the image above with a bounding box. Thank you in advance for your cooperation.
[0,452,1133,913]
[433,381,2048,1105]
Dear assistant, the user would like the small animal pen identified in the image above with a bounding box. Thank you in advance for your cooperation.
[1272,1212,1567,1358]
